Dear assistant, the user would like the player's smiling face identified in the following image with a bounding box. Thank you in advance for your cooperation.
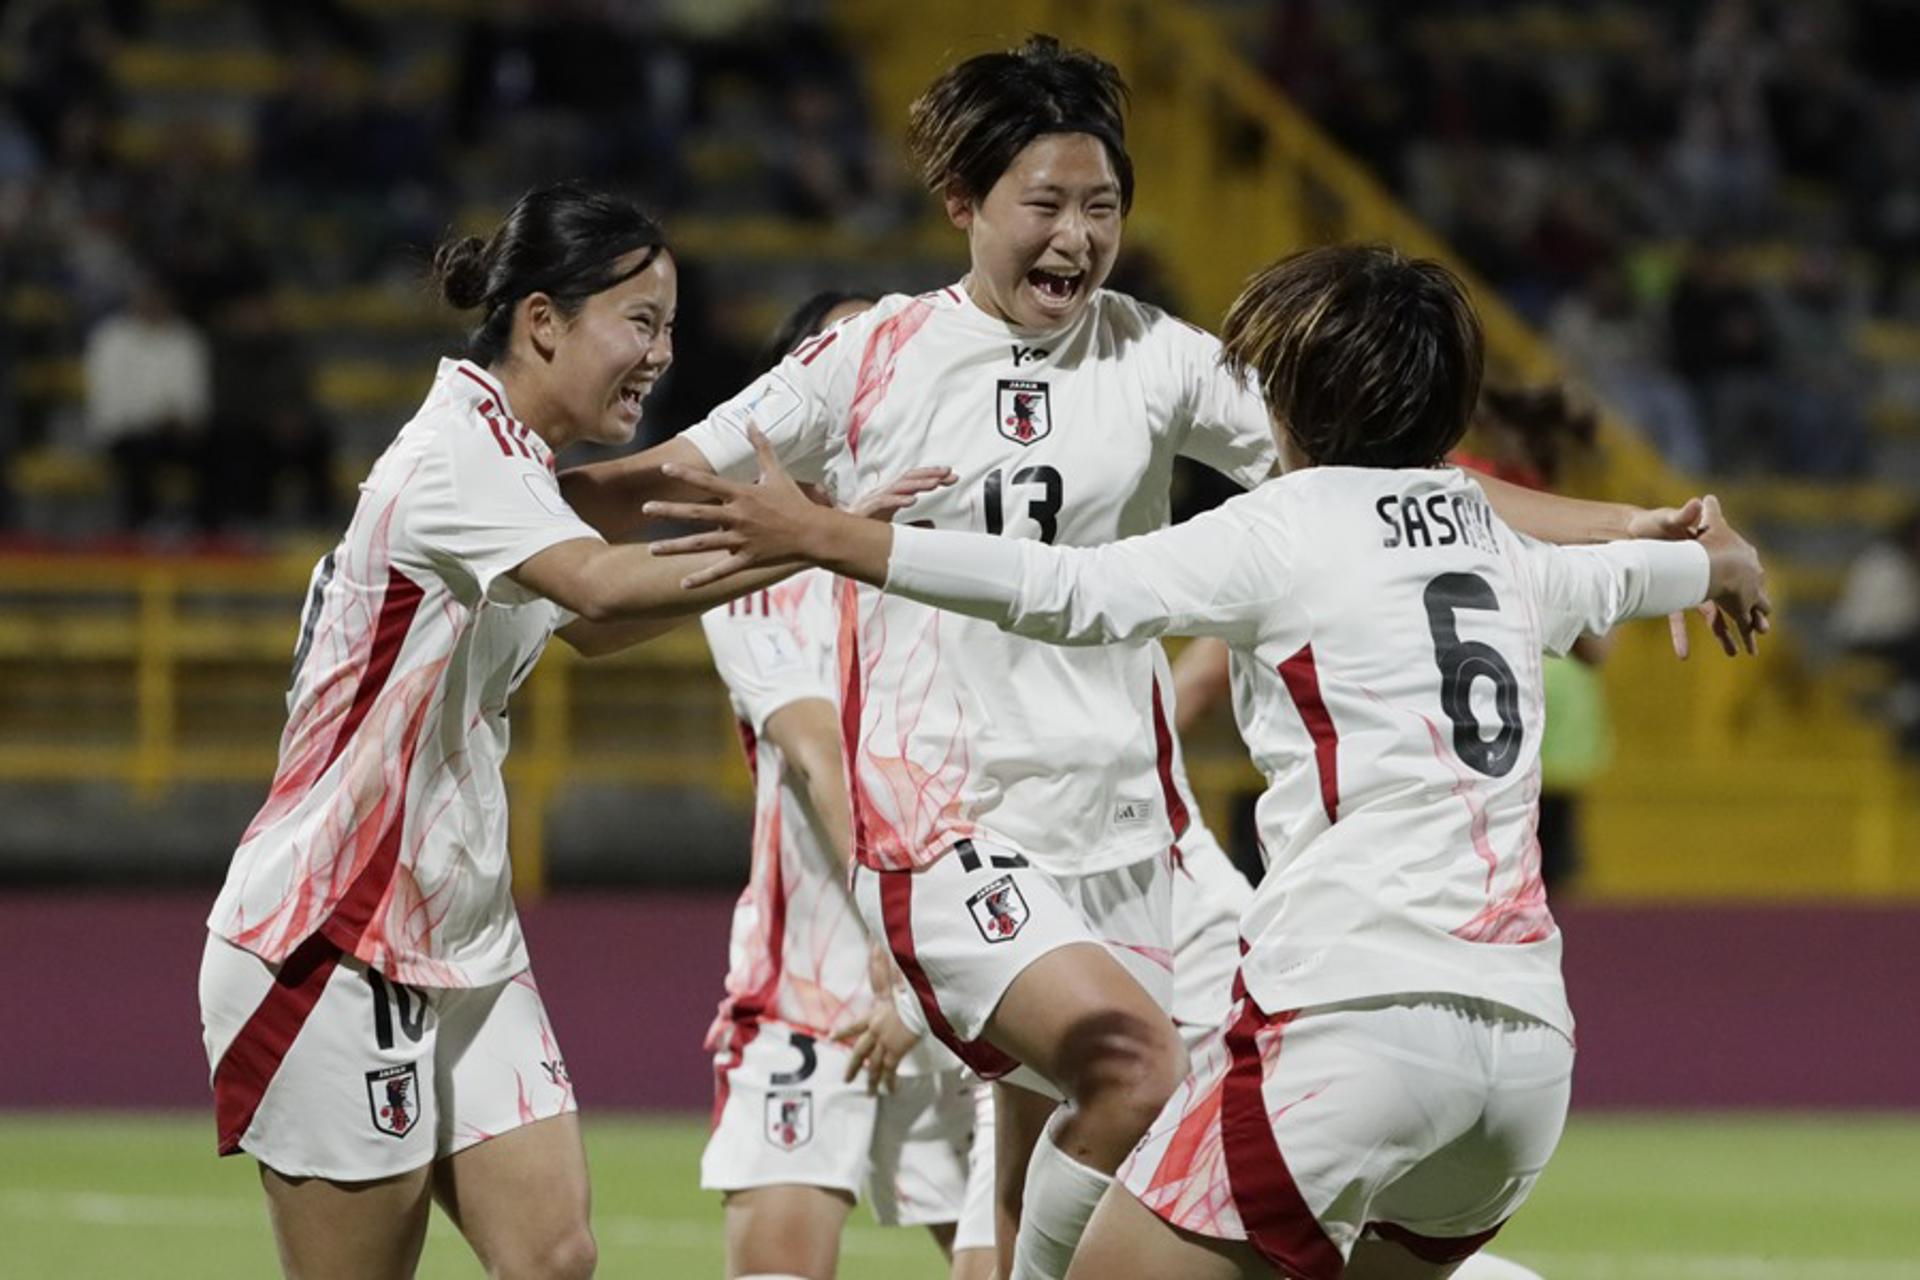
[547,248,677,448]
[952,132,1123,332]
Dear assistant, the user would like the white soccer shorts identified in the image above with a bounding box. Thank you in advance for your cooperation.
[851,838,1175,1098]
[1119,991,1573,1279]
[702,1017,972,1227]
[199,932,576,1181]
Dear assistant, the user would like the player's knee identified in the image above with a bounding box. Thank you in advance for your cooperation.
[493,1223,597,1280]
[1055,1010,1181,1137]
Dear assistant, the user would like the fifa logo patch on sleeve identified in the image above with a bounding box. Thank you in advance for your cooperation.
[366,1063,420,1138]
[997,380,1052,445]
[966,875,1031,943]
[765,1090,813,1150]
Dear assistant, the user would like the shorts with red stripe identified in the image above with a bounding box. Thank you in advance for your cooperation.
[1117,990,1573,1279]
[199,932,576,1180]
[851,838,1174,1101]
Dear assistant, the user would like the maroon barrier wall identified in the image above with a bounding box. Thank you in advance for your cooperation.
[1,893,1914,1111]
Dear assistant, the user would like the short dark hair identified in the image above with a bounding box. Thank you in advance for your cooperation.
[760,289,878,373]
[432,182,668,366]
[1220,244,1485,468]
[906,35,1133,212]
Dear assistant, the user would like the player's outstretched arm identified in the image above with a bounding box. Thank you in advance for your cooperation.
[512,537,797,651]
[557,436,716,541]
[647,429,1272,647]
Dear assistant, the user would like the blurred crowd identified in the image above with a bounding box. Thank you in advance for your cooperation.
[0,0,898,538]
[1259,0,1920,478]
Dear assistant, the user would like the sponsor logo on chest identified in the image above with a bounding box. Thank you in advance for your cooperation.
[997,379,1052,446]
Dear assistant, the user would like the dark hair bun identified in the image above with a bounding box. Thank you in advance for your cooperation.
[433,235,491,311]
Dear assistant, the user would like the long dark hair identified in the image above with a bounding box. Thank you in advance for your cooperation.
[432,182,668,366]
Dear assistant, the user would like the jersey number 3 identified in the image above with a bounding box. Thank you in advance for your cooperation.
[1423,572,1522,777]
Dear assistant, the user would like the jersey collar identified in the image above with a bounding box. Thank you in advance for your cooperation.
[438,358,556,469]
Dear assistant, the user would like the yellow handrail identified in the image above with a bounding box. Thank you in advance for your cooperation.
[0,552,746,892]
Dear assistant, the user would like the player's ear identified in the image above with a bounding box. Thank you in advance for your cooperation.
[944,186,975,231]
[522,292,562,361]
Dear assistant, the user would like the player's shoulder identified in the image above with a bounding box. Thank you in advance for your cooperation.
[411,359,553,471]
[1089,289,1219,353]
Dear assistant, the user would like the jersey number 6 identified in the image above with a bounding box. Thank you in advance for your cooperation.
[1423,572,1523,778]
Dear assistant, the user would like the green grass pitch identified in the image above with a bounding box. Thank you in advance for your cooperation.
[2,1112,1916,1277]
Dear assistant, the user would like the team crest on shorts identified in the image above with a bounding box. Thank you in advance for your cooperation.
[967,875,1030,943]
[366,1063,420,1139]
[997,380,1052,445]
[765,1090,813,1151]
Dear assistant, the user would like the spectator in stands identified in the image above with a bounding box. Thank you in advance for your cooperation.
[204,284,337,532]
[1549,259,1709,473]
[82,271,210,531]
[1771,247,1872,477]
[1846,89,1920,315]
[1668,241,1784,470]
[1832,509,1920,753]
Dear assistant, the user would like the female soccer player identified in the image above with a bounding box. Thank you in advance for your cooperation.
[698,291,996,1280]
[643,243,1769,1279]
[196,185,943,1280]
[562,39,1716,1279]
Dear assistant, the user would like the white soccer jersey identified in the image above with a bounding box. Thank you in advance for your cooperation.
[701,570,876,1044]
[883,466,1712,1034]
[681,282,1275,874]
[208,360,602,988]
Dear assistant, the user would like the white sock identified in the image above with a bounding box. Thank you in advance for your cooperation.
[1009,1127,1112,1280]
[1454,1254,1545,1279]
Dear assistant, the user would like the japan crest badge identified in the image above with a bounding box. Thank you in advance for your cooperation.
[997,380,1052,445]
[966,874,1031,943]
[765,1090,813,1151]
[366,1063,420,1139]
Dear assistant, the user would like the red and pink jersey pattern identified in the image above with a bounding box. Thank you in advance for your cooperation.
[681,283,1277,878]
[208,361,602,988]
[700,572,873,1047]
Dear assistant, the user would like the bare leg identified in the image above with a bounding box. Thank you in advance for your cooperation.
[259,1163,433,1280]
[985,944,1183,1173]
[984,943,1184,1278]
[1063,1183,1259,1280]
[432,1113,596,1279]
[718,1184,854,1280]
[951,1245,999,1280]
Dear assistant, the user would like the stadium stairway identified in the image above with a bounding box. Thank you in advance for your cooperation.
[831,0,1920,899]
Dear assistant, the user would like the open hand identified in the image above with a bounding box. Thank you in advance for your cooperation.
[1693,495,1772,655]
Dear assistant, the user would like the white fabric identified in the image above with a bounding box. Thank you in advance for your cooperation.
[1120,994,1572,1264]
[884,467,1712,1035]
[208,359,602,988]
[1010,1124,1114,1280]
[851,841,1173,1097]
[83,312,211,443]
[1163,709,1254,1045]
[701,1017,971,1224]
[681,282,1275,876]
[198,933,576,1180]
[953,1076,998,1254]
[1454,1255,1547,1279]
